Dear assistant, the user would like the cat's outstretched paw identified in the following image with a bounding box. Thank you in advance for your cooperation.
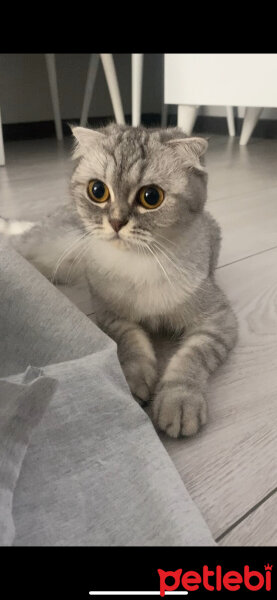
[152,384,208,438]
[122,358,158,406]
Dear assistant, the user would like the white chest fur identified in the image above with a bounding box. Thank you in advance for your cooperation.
[85,238,199,322]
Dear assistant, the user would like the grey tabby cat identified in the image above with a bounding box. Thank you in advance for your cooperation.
[1,124,238,438]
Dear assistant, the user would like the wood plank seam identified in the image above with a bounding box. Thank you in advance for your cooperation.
[216,486,277,543]
[216,244,277,271]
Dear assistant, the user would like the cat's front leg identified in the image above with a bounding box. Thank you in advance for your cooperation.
[152,289,238,438]
[98,312,158,405]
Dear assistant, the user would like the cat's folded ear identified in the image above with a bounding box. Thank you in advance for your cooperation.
[69,125,105,159]
[167,135,208,155]
[166,136,208,172]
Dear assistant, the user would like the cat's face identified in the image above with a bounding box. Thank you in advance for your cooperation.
[70,124,208,252]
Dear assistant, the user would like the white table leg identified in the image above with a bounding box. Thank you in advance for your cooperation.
[0,107,5,166]
[100,54,125,125]
[80,54,100,127]
[45,54,63,141]
[226,106,235,136]
[177,104,199,135]
[240,107,263,145]
[132,53,143,126]
[161,54,168,128]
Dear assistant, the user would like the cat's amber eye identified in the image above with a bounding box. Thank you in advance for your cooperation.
[138,185,164,209]
[87,180,110,203]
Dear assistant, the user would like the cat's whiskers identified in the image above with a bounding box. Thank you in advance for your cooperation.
[84,225,105,240]
[138,240,176,290]
[135,239,145,260]
[137,239,150,260]
[130,230,185,280]
[52,225,101,284]
[154,237,210,290]
[130,229,153,246]
[152,237,202,275]
[65,233,95,285]
[155,231,180,249]
[152,240,191,278]
[129,233,182,292]
[152,239,208,294]
[51,231,91,284]
[152,241,186,276]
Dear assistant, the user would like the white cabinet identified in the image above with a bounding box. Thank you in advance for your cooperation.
[164,54,277,144]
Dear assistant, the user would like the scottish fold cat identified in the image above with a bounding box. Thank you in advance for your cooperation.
[1,124,238,437]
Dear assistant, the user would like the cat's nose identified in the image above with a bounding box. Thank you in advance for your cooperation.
[109,218,128,233]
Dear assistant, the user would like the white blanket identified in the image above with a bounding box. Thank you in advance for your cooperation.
[0,243,215,546]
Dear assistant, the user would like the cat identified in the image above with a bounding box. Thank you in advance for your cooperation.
[0,124,238,438]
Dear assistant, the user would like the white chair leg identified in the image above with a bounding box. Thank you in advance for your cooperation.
[240,107,263,145]
[0,107,5,166]
[132,53,144,126]
[100,54,125,125]
[80,54,100,127]
[177,105,199,135]
[226,106,235,136]
[161,104,168,128]
[160,54,168,128]
[44,54,63,141]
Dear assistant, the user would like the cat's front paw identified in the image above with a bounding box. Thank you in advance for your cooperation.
[121,357,158,405]
[152,383,208,438]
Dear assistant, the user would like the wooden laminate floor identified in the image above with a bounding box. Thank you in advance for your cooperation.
[0,133,276,546]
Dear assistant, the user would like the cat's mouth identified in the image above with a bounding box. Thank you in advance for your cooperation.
[105,231,123,243]
[98,230,130,247]
[105,231,144,252]
[91,224,152,252]
[110,233,132,248]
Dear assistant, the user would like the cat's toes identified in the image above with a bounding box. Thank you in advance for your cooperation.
[152,384,207,438]
[122,358,158,405]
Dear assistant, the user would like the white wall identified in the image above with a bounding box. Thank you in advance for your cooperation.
[1,53,277,124]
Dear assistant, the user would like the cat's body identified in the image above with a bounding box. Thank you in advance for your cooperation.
[1,124,238,437]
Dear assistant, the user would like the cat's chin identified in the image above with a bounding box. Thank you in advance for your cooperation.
[92,232,141,254]
[111,238,140,253]
[110,237,127,248]
[96,234,133,252]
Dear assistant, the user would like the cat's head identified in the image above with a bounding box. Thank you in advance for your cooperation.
[70,124,208,251]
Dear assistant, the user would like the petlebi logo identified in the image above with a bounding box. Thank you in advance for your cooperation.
[89,564,273,596]
[158,564,273,594]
